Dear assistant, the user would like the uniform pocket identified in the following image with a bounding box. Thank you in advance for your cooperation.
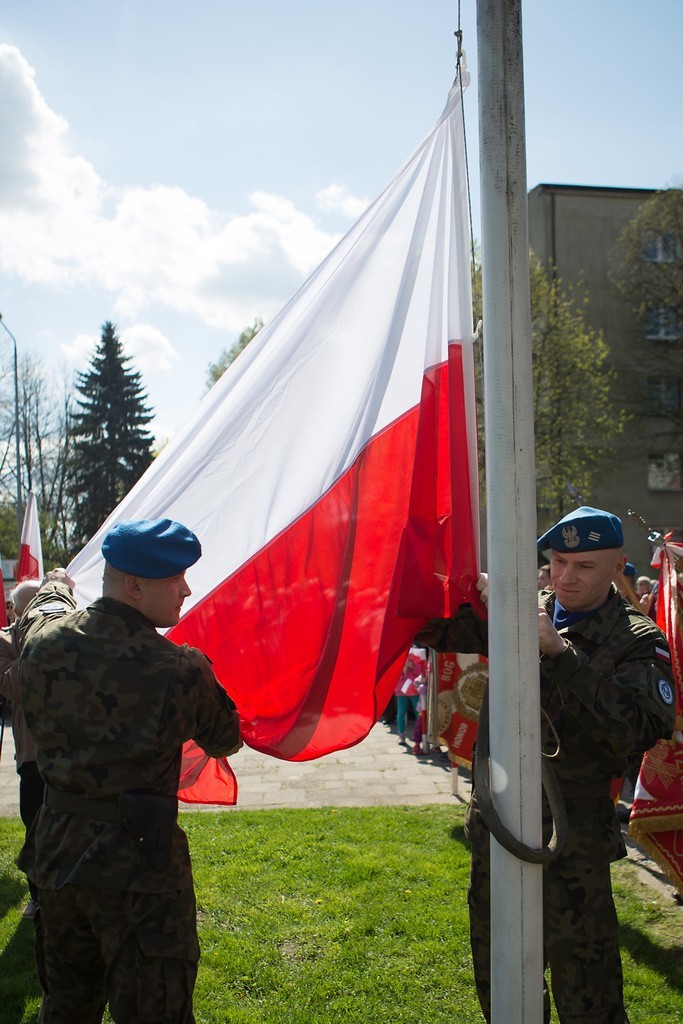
[135,927,200,1023]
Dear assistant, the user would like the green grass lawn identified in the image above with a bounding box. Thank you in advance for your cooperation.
[0,805,681,1023]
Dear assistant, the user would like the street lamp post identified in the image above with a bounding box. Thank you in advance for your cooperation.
[0,312,23,540]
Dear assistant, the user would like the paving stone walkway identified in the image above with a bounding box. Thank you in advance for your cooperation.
[1,710,678,905]
[0,714,467,817]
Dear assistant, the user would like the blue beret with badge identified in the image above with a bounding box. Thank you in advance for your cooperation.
[537,506,624,553]
[102,518,202,578]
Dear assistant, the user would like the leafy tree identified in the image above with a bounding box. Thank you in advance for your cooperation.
[609,187,683,432]
[529,257,626,520]
[0,353,74,565]
[69,322,154,549]
[610,187,683,319]
[19,360,74,563]
[0,351,22,540]
[474,255,625,521]
[0,504,19,562]
[205,318,264,390]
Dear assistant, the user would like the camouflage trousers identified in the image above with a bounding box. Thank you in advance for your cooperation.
[466,795,629,1024]
[34,883,200,1024]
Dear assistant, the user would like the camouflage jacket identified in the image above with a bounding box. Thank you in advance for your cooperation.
[17,582,241,893]
[418,585,675,792]
[0,623,36,767]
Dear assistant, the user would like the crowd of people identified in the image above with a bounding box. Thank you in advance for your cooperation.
[0,505,677,1024]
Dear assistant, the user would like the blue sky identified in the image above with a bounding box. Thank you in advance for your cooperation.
[0,1,681,442]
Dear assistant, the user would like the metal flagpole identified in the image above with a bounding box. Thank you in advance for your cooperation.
[0,312,23,538]
[476,2,544,1023]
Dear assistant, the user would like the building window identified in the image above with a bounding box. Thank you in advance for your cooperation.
[645,307,683,342]
[647,377,683,412]
[648,453,682,491]
[642,231,682,263]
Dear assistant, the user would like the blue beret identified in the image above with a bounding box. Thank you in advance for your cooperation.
[537,506,624,553]
[102,518,202,578]
[623,562,637,577]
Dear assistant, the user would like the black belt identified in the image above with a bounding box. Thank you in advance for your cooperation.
[45,786,121,823]
[558,780,613,799]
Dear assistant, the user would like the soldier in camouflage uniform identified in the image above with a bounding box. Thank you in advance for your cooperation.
[17,518,243,1024]
[0,580,42,916]
[417,507,676,1024]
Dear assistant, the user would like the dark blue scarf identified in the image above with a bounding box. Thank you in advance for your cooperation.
[553,596,609,631]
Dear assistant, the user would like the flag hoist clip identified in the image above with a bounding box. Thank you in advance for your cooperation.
[455,29,465,69]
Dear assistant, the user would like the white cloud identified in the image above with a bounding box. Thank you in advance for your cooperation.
[0,47,107,285]
[120,324,180,373]
[316,183,369,219]
[61,332,97,365]
[0,44,346,331]
[246,191,342,275]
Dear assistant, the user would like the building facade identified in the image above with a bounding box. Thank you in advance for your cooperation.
[528,183,683,567]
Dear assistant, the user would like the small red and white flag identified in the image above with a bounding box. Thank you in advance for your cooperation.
[67,73,480,801]
[16,491,44,582]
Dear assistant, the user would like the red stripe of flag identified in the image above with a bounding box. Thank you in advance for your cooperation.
[170,353,479,762]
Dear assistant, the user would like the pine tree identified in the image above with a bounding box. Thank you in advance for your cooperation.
[69,321,154,548]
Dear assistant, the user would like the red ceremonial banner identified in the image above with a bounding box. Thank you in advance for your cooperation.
[629,540,683,892]
[435,651,488,768]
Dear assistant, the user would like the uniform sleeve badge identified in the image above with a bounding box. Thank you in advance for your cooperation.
[657,678,675,705]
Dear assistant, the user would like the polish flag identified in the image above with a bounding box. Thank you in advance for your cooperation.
[67,73,480,799]
[16,491,44,582]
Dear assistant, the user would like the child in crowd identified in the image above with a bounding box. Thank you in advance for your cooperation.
[395,647,424,743]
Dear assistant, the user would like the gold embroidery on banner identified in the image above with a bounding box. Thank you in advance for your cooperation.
[641,742,680,790]
[451,663,488,721]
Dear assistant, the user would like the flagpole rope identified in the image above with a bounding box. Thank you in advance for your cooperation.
[475,691,569,865]
[455,5,478,331]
